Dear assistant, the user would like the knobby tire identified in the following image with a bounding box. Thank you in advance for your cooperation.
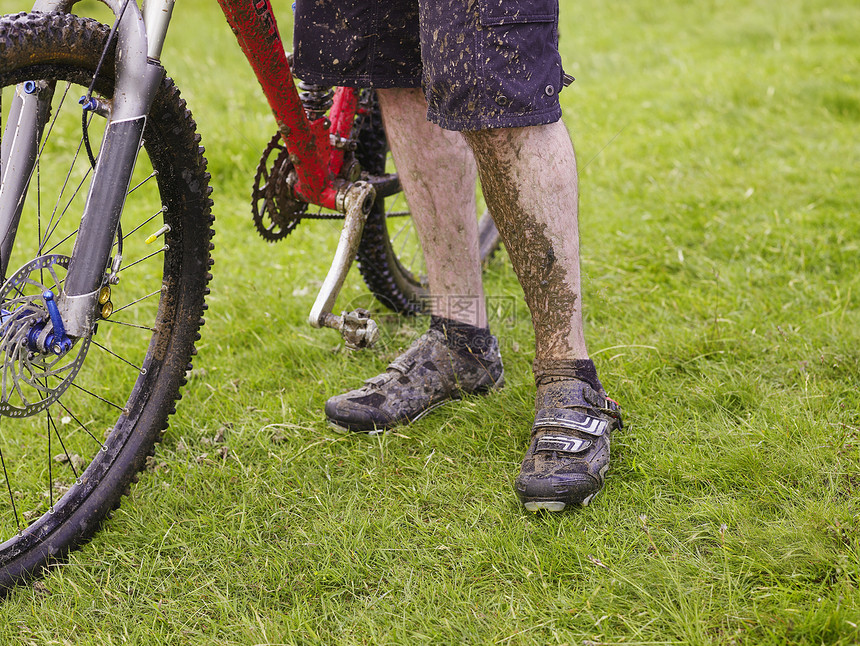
[0,12,213,591]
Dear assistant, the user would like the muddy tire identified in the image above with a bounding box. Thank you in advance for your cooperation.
[0,12,212,591]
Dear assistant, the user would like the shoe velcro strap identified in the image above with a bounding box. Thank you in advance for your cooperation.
[535,434,592,454]
[533,408,609,437]
[579,385,621,416]
[388,331,443,373]
[540,379,607,411]
[364,375,389,387]
[388,355,414,374]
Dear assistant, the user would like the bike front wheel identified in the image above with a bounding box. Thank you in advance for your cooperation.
[0,12,213,590]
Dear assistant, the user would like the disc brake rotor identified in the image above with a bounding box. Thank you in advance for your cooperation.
[0,255,91,418]
[251,133,308,241]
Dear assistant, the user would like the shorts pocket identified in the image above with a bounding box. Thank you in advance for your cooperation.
[478,0,557,26]
[475,0,562,117]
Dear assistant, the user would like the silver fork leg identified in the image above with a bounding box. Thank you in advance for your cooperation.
[0,83,53,279]
[0,0,166,337]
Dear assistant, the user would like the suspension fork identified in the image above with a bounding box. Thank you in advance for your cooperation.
[0,0,173,338]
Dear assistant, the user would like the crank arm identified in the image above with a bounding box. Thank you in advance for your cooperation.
[308,181,380,349]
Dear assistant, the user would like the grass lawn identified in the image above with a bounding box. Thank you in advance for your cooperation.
[0,0,858,643]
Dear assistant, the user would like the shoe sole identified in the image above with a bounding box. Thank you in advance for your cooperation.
[523,501,567,512]
[326,398,451,436]
[521,490,599,512]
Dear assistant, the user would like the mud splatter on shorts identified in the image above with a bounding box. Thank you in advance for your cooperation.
[292,0,567,130]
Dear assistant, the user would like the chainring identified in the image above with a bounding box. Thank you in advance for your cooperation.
[251,133,308,241]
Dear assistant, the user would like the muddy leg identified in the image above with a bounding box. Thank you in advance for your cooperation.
[377,87,487,327]
[463,121,589,361]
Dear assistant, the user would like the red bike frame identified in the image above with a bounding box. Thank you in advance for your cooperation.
[216,0,381,347]
[216,0,357,210]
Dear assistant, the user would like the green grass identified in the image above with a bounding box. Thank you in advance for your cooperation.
[1,0,859,643]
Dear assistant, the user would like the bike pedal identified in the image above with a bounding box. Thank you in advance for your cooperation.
[321,309,380,350]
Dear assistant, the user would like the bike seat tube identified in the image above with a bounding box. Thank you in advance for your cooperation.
[218,0,334,207]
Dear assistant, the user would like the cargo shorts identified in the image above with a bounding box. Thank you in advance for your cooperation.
[292,0,566,131]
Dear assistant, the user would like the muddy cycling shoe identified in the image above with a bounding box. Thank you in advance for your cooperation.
[515,377,622,511]
[325,327,504,434]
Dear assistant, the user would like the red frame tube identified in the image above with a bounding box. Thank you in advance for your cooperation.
[217,0,356,209]
[328,88,359,175]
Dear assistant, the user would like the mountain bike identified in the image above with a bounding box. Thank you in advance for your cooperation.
[0,0,499,590]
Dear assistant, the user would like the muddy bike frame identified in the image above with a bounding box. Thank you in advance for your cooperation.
[0,0,384,350]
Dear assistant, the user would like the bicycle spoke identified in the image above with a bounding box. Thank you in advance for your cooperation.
[39,166,92,255]
[0,81,71,217]
[48,408,80,482]
[407,242,422,273]
[0,440,22,535]
[36,82,74,160]
[99,318,155,332]
[0,275,28,306]
[46,408,53,512]
[389,221,408,246]
[110,288,161,315]
[36,99,104,256]
[119,207,164,243]
[44,227,78,255]
[127,170,157,196]
[90,339,143,374]
[42,134,86,247]
[388,201,410,245]
[396,227,413,260]
[56,400,106,452]
[117,245,166,274]
[68,381,125,413]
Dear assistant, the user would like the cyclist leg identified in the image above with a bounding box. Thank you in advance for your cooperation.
[421,0,623,509]
[462,123,585,360]
[376,87,487,328]
[293,0,504,433]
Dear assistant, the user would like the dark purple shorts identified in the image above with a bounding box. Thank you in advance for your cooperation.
[292,0,565,131]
